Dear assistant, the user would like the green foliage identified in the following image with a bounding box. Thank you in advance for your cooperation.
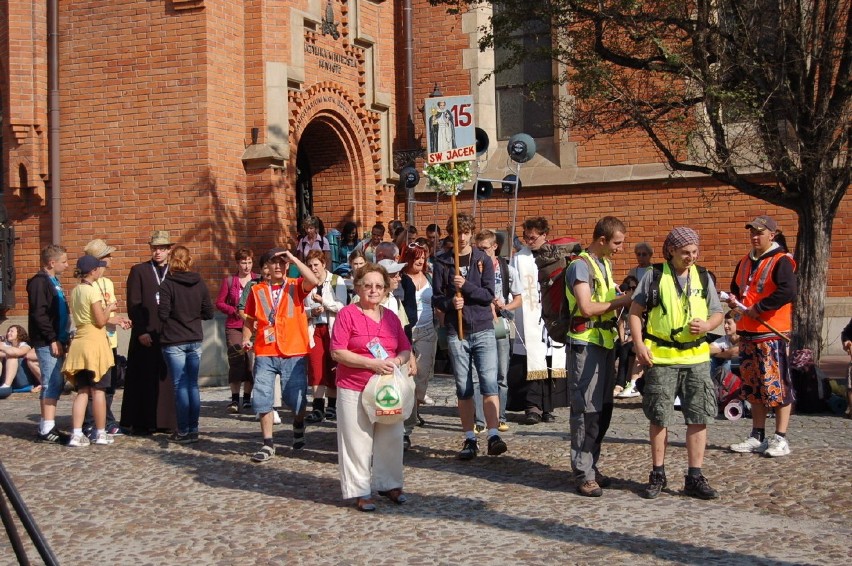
[424,161,473,196]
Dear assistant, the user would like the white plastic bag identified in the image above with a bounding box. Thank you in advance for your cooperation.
[361,365,414,424]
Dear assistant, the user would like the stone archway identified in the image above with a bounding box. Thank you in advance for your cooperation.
[290,83,382,235]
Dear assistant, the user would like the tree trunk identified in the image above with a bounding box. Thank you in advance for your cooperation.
[792,192,835,359]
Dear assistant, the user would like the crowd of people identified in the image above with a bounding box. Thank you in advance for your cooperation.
[8,211,849,512]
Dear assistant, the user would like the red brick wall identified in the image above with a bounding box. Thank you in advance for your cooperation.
[413,179,852,293]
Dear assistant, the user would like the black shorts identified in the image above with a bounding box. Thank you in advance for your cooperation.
[74,370,112,391]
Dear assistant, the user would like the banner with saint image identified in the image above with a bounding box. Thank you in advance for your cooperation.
[425,95,476,165]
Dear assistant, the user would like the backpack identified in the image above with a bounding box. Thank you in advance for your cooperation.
[535,237,582,343]
[646,263,710,312]
[714,368,742,406]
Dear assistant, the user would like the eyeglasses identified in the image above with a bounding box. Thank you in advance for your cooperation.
[360,284,386,290]
[523,233,543,242]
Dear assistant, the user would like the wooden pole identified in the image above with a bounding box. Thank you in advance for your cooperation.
[450,192,464,340]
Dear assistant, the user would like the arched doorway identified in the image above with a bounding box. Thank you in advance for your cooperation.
[295,117,361,234]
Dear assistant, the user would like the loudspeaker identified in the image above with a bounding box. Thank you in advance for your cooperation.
[475,180,493,200]
[400,166,419,189]
[507,133,536,163]
[502,174,521,194]
[475,128,490,156]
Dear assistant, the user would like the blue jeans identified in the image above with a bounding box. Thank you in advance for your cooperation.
[162,342,202,435]
[447,329,498,399]
[475,333,510,426]
[252,356,308,415]
[36,345,64,401]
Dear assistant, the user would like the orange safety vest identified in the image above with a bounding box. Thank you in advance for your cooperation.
[248,278,310,357]
[734,252,795,334]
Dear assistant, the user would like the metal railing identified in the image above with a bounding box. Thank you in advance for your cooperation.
[0,460,59,565]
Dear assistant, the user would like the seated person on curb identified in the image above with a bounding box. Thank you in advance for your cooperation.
[709,311,740,379]
[242,248,319,462]
[843,318,852,419]
[432,212,507,460]
[629,227,724,500]
[0,325,41,394]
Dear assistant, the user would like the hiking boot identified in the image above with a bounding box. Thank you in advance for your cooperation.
[763,434,790,457]
[577,480,603,498]
[35,427,68,445]
[305,409,324,424]
[683,474,719,500]
[68,433,91,447]
[487,434,507,456]
[457,438,478,460]
[729,436,768,454]
[227,401,239,414]
[642,470,667,499]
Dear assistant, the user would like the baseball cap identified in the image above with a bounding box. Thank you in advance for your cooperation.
[76,255,107,273]
[745,215,778,232]
[377,259,406,274]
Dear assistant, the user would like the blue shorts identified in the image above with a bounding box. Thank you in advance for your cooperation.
[252,356,308,415]
[447,329,499,399]
[36,346,65,401]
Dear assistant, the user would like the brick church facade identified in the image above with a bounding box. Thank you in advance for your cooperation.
[2,0,850,368]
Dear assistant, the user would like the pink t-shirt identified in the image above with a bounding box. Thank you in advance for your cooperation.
[331,303,411,392]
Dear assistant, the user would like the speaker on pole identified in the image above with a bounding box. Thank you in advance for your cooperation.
[502,174,521,194]
[507,133,536,163]
[475,128,490,157]
[475,180,493,200]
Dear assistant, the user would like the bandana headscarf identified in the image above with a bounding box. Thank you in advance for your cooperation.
[663,227,700,260]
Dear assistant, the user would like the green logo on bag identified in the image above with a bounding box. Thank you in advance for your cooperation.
[376,384,401,408]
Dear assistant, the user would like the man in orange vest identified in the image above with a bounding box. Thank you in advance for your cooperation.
[728,216,797,457]
[242,248,319,463]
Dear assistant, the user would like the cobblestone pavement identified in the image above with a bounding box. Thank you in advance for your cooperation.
[0,375,850,565]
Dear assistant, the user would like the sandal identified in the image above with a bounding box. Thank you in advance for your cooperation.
[356,498,376,512]
[377,488,407,504]
[250,445,275,463]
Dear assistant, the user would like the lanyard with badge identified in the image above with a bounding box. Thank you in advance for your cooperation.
[263,284,284,345]
[152,262,169,305]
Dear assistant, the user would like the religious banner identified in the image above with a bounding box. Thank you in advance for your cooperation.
[424,95,476,164]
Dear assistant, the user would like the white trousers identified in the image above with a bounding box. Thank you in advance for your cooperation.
[336,386,404,500]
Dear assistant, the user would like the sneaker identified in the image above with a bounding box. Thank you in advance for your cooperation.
[616,381,640,398]
[763,434,790,458]
[242,399,252,411]
[305,409,324,424]
[169,432,193,444]
[292,422,306,450]
[35,427,68,444]
[641,470,667,499]
[272,410,282,425]
[421,395,435,406]
[324,407,337,422]
[188,432,200,443]
[577,480,603,498]
[729,436,768,454]
[487,434,507,456]
[683,474,719,500]
[92,432,114,446]
[68,433,91,447]
[457,438,478,460]
[227,401,239,414]
[106,423,126,436]
[473,424,486,435]
[498,421,510,432]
